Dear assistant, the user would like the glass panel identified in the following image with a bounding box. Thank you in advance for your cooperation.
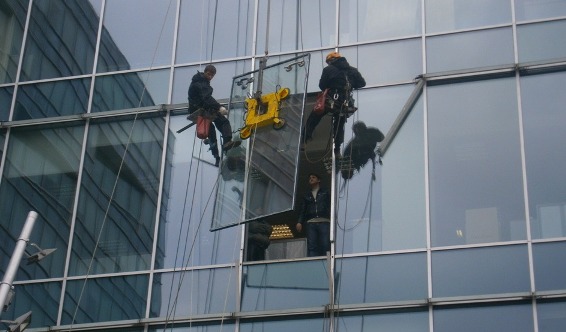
[517,20,566,64]
[426,28,514,73]
[340,0,421,42]
[0,0,28,84]
[337,309,429,332]
[0,124,84,279]
[240,316,325,332]
[61,275,148,325]
[149,323,235,332]
[538,299,566,332]
[97,0,175,72]
[521,72,566,239]
[91,69,169,113]
[532,242,566,291]
[14,78,90,120]
[515,0,566,21]
[0,86,13,121]
[336,253,427,304]
[176,0,253,63]
[69,115,164,275]
[241,260,329,311]
[21,0,101,81]
[428,78,526,247]
[156,114,241,269]
[432,245,530,298]
[345,39,422,86]
[426,0,511,34]
[2,281,61,329]
[149,269,236,317]
[211,54,309,230]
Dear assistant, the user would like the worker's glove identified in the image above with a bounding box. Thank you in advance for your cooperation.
[219,106,228,116]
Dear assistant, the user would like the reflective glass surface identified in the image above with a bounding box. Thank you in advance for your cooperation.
[515,0,566,21]
[62,275,148,324]
[532,242,566,291]
[3,281,61,329]
[426,28,514,73]
[149,323,235,332]
[0,124,84,279]
[14,78,90,120]
[240,316,325,332]
[150,269,236,317]
[428,78,526,247]
[336,253,427,304]
[426,0,511,34]
[517,20,566,64]
[91,69,169,112]
[69,116,164,275]
[0,0,28,84]
[432,245,530,297]
[433,302,533,332]
[337,309,428,332]
[97,0,175,72]
[212,55,308,230]
[521,72,566,239]
[176,0,253,63]
[340,0,421,42]
[21,0,101,81]
[537,300,566,332]
[0,86,13,121]
[241,260,329,311]
[156,115,241,269]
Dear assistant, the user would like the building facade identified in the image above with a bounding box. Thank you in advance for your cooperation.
[1,0,566,331]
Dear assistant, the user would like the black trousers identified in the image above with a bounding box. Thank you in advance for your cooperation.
[304,110,346,151]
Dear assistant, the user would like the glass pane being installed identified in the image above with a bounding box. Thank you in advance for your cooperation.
[211,54,309,230]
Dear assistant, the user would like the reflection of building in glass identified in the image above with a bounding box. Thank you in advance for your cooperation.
[0,0,565,331]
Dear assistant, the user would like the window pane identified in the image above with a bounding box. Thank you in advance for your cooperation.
[515,0,566,21]
[241,260,329,311]
[176,0,253,63]
[92,69,169,112]
[62,275,148,324]
[538,300,566,332]
[149,323,235,332]
[21,0,101,81]
[3,282,61,329]
[0,0,28,84]
[340,0,421,42]
[0,86,13,121]
[532,242,566,291]
[434,302,533,332]
[0,124,84,279]
[14,78,90,120]
[426,0,511,34]
[336,253,427,304]
[97,0,175,72]
[426,28,514,73]
[240,316,325,332]
[150,269,236,317]
[337,309,429,332]
[428,78,526,247]
[69,116,164,275]
[521,72,566,239]
[517,20,566,64]
[432,245,530,298]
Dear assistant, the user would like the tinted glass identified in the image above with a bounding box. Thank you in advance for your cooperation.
[97,0,175,72]
[340,0,421,42]
[428,78,526,247]
[521,72,566,239]
[426,28,514,73]
[0,124,84,279]
[149,323,235,332]
[434,302,534,332]
[0,0,28,83]
[538,300,566,332]
[337,309,429,331]
[517,20,566,64]
[0,86,13,121]
[336,253,427,304]
[176,0,253,63]
[21,0,101,81]
[91,69,169,112]
[240,316,325,332]
[69,116,164,275]
[532,242,566,291]
[2,281,61,329]
[515,0,566,21]
[62,275,148,325]
[150,269,236,317]
[14,78,90,120]
[426,0,511,34]
[432,245,530,297]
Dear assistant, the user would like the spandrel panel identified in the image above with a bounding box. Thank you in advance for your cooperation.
[517,20,566,64]
[211,54,309,230]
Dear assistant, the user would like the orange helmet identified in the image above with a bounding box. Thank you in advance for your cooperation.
[325,51,341,63]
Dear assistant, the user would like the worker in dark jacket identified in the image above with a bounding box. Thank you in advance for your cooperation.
[247,219,273,261]
[296,173,331,257]
[303,52,366,157]
[188,64,240,165]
